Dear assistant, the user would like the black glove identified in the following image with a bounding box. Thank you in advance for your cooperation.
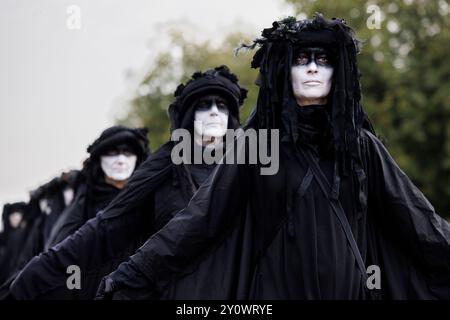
[95,261,155,300]
[95,275,116,300]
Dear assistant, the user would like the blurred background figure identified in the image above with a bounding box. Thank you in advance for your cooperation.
[45,125,150,249]
[0,202,29,284]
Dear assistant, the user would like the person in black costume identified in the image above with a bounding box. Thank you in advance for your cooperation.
[0,202,30,284]
[44,125,150,249]
[95,15,450,300]
[8,65,247,299]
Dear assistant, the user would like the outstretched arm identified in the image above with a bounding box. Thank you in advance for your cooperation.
[363,130,450,298]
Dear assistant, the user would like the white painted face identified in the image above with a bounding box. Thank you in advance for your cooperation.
[39,198,52,216]
[194,94,229,146]
[63,187,74,206]
[291,47,334,106]
[100,148,137,182]
[9,211,23,229]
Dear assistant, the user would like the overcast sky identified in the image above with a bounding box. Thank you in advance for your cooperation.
[0,0,292,211]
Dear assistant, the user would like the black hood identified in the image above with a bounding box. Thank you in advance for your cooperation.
[87,125,150,162]
[168,65,247,132]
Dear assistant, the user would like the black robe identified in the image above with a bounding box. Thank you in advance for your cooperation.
[97,116,450,299]
[9,142,215,299]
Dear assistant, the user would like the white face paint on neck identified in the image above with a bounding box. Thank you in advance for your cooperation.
[9,211,23,229]
[291,49,334,106]
[100,154,137,182]
[193,95,229,147]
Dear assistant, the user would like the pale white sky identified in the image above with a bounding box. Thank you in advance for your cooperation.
[0,0,292,212]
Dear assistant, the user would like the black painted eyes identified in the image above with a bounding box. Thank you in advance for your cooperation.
[195,99,229,112]
[104,148,135,157]
[294,52,332,67]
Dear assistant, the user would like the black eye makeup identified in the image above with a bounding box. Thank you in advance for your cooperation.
[293,47,333,67]
[195,96,229,111]
[104,145,135,157]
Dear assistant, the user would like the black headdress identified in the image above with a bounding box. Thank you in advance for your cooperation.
[168,65,248,132]
[82,126,151,220]
[87,125,150,162]
[85,125,150,187]
[240,13,375,210]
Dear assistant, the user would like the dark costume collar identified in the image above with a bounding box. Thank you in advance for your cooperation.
[85,179,121,219]
[294,103,333,157]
